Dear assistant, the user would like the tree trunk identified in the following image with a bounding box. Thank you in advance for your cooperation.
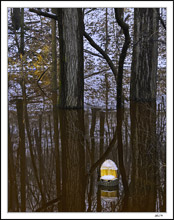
[51,8,58,107]
[20,8,24,55]
[130,9,159,101]
[57,9,84,108]
[115,8,130,109]
[16,99,26,212]
[8,123,19,211]
[116,108,129,194]
[12,8,21,30]
[59,110,85,211]
[130,102,157,211]
[51,9,61,200]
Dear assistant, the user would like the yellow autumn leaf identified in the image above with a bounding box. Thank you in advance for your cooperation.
[42,45,49,53]
[8,57,12,63]
[34,70,40,76]
[33,62,38,68]
[43,80,50,86]
[37,54,43,62]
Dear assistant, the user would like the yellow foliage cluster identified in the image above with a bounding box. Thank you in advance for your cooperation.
[33,54,43,69]
[42,45,49,53]
[30,46,51,86]
[8,57,17,66]
[8,34,55,90]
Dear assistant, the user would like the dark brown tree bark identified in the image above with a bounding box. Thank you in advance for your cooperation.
[130,9,159,101]
[29,8,84,108]
[50,10,61,197]
[87,109,96,212]
[34,115,46,193]
[16,99,26,211]
[105,8,109,53]
[8,123,19,211]
[19,8,24,55]
[23,89,46,207]
[116,108,129,194]
[12,8,21,30]
[99,111,105,156]
[51,8,58,107]
[11,8,24,55]
[59,110,85,211]
[130,102,158,211]
[57,9,84,108]
[115,8,130,109]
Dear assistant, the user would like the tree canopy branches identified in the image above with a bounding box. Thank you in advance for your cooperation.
[84,30,117,81]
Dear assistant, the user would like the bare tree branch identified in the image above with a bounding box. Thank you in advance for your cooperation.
[156,9,166,30]
[85,68,110,79]
[84,49,104,59]
[29,8,58,20]
[86,129,117,177]
[29,7,117,85]
[84,31,117,81]
[115,8,130,109]
[37,67,50,83]
[84,8,97,15]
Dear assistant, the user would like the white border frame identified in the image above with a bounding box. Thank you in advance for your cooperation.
[1,1,173,219]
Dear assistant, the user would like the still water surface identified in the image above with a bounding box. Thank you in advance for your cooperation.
[8,101,166,212]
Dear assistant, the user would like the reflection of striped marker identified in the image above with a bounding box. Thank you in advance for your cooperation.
[101,190,117,197]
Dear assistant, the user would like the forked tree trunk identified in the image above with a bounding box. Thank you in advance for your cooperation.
[57,9,84,108]
[130,9,159,101]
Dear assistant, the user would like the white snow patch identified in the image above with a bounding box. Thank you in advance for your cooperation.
[100,175,116,180]
[36,49,42,53]
[101,159,118,170]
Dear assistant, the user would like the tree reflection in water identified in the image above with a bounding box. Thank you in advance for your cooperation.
[8,102,166,212]
[59,109,86,212]
[128,102,166,212]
